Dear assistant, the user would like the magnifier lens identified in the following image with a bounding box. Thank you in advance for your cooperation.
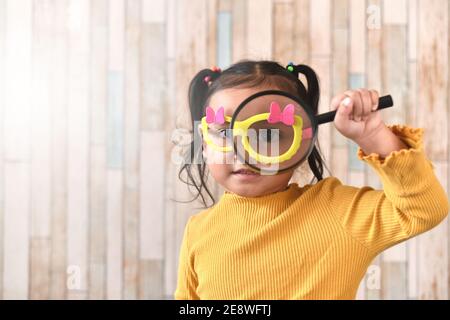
[231,91,317,173]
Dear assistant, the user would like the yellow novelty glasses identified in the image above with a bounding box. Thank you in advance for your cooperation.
[201,112,304,165]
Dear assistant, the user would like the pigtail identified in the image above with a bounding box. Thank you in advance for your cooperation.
[179,68,222,207]
[296,64,320,108]
[188,68,221,123]
[291,63,326,182]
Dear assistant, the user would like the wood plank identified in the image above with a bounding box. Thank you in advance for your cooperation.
[330,147,348,183]
[366,0,383,192]
[310,0,331,56]
[106,8,125,298]
[406,61,418,132]
[49,0,68,300]
[140,23,166,131]
[293,0,310,64]
[417,0,448,160]
[123,0,140,300]
[408,0,418,61]
[109,0,125,72]
[231,0,247,61]
[416,1,449,296]
[365,259,382,299]
[142,138,168,300]
[367,0,382,91]
[407,237,418,299]
[333,0,348,29]
[382,25,407,125]
[29,0,53,299]
[140,132,165,261]
[3,163,30,299]
[417,161,448,299]
[4,0,32,162]
[66,0,90,299]
[107,0,124,168]
[31,0,52,238]
[381,262,407,299]
[3,0,32,300]
[106,0,125,299]
[106,170,123,299]
[217,11,232,69]
[142,0,165,23]
[166,0,176,60]
[247,0,272,59]
[89,0,108,300]
[139,260,163,299]
[381,243,407,299]
[355,276,366,300]
[348,171,365,187]
[331,0,349,174]
[207,0,218,67]
[0,0,6,300]
[89,146,107,299]
[218,0,232,11]
[107,71,124,168]
[383,0,407,25]
[164,58,177,298]
[273,1,295,63]
[30,237,51,299]
[349,0,365,73]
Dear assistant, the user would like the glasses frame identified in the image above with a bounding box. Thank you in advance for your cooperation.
[201,90,318,173]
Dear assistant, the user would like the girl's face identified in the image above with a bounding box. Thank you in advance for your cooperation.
[200,87,294,197]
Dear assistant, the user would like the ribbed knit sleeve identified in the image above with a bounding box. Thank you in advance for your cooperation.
[334,124,449,256]
[174,216,200,300]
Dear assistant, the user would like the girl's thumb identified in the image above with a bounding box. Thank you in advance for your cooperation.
[334,97,353,125]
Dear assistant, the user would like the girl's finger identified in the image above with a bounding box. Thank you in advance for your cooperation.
[369,89,379,111]
[330,93,349,111]
[334,96,354,127]
[345,90,363,121]
[358,88,372,121]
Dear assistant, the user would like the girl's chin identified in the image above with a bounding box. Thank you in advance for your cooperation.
[224,183,270,198]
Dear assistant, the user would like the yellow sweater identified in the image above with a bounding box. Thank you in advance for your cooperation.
[174,125,449,300]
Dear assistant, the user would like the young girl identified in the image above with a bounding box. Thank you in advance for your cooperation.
[174,60,449,300]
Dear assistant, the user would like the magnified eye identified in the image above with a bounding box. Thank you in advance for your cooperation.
[259,128,280,142]
[217,128,232,139]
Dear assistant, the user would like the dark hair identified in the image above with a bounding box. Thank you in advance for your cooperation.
[178,60,329,207]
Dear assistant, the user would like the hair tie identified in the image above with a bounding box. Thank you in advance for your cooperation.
[203,66,222,85]
[286,61,298,74]
[203,75,212,85]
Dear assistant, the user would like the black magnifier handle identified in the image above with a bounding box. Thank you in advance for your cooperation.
[316,95,394,125]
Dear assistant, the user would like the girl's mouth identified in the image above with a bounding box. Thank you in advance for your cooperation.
[231,169,260,176]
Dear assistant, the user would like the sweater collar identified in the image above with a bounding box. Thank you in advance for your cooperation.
[217,183,303,223]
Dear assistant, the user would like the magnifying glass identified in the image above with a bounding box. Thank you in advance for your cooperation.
[229,90,394,174]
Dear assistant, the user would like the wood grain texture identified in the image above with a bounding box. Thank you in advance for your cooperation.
[0,0,448,300]
[0,0,6,300]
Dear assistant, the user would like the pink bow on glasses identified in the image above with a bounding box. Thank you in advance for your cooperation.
[267,102,295,126]
[205,106,225,124]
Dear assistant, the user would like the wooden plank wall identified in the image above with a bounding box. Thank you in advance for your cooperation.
[0,0,448,300]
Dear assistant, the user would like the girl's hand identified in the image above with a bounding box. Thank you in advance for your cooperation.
[331,88,408,158]
[332,89,384,144]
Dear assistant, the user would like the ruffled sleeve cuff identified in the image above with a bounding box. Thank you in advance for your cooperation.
[357,124,433,168]
[356,124,435,192]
